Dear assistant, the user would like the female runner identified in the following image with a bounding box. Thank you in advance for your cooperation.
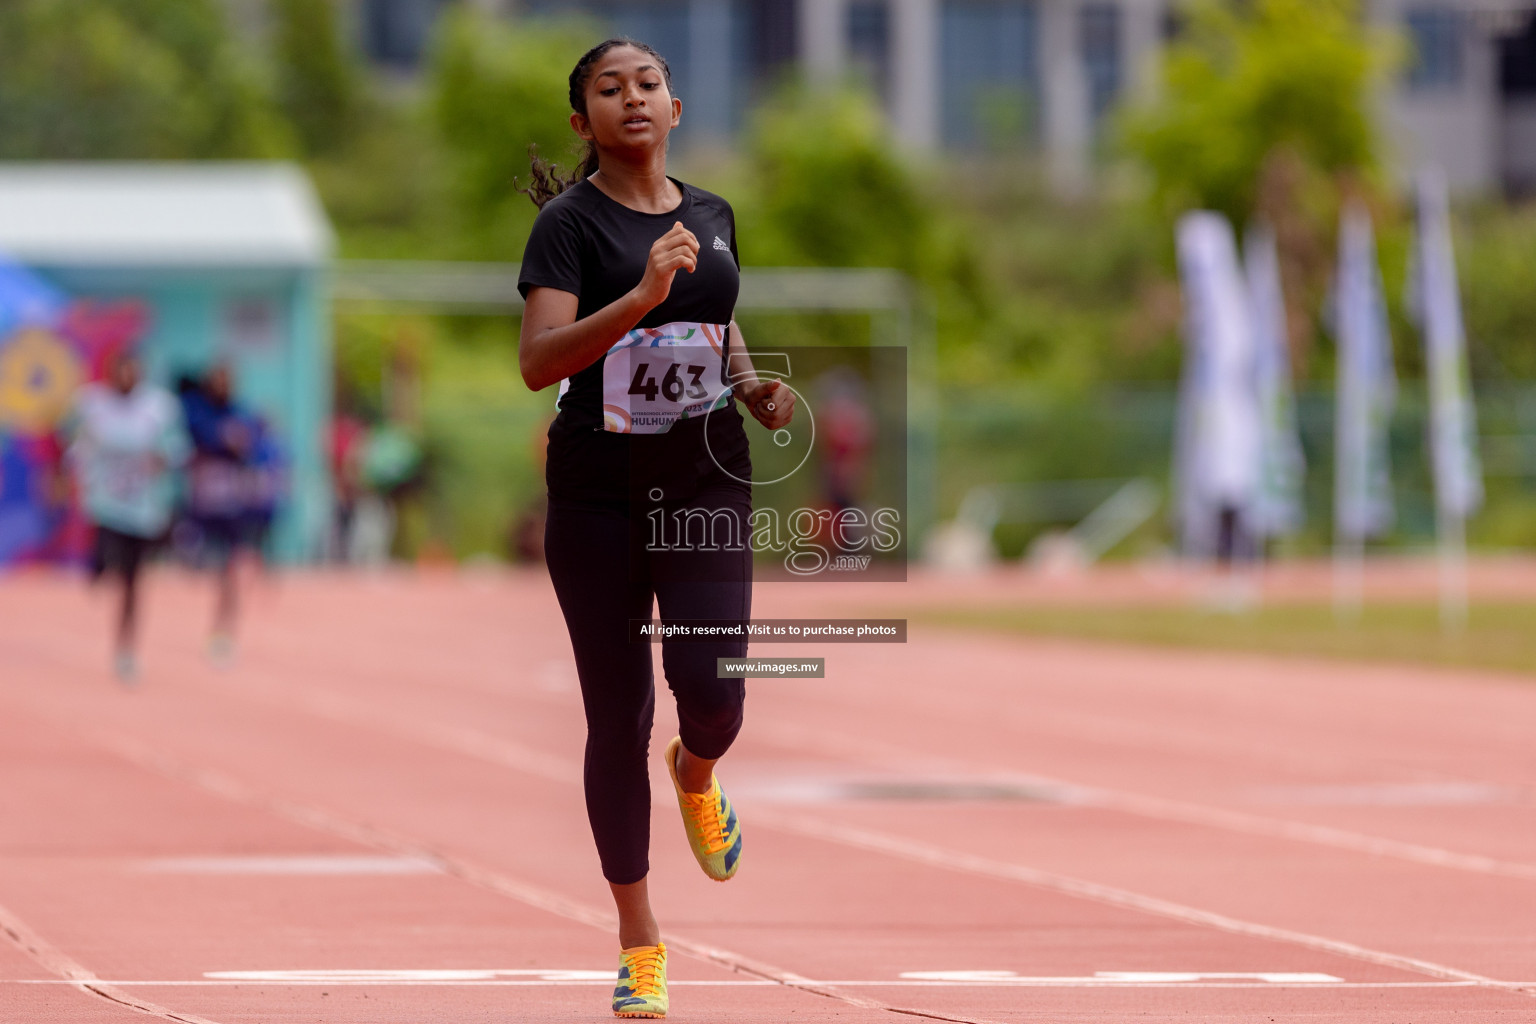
[517,37,793,1019]
[69,349,189,683]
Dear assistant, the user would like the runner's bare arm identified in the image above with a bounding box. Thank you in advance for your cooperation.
[520,222,700,391]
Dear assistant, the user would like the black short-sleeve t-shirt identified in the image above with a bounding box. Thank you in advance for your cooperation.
[519,178,750,505]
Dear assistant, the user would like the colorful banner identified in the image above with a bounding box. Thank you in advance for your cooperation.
[1244,223,1306,539]
[1333,202,1397,543]
[0,259,71,563]
[0,255,148,564]
[1409,169,1483,520]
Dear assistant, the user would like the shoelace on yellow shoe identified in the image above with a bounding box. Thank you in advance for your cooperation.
[680,784,731,854]
[621,943,666,996]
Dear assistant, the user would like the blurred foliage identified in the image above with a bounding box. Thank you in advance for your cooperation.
[335,309,550,558]
[271,0,360,155]
[1457,203,1536,380]
[1118,0,1397,225]
[0,0,291,159]
[743,85,931,274]
[939,177,1177,388]
[306,102,452,258]
[1118,0,1403,379]
[427,9,597,259]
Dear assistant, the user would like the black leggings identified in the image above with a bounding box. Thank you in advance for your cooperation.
[544,477,752,885]
[91,525,153,648]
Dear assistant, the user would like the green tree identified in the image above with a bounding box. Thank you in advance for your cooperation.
[0,0,291,160]
[1119,0,1400,375]
[743,83,930,273]
[1120,0,1395,223]
[427,9,596,256]
[271,0,361,155]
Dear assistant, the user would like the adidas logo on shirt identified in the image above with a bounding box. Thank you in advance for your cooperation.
[713,235,730,252]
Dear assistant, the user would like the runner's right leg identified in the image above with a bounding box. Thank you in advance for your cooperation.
[97,527,144,683]
[544,498,660,943]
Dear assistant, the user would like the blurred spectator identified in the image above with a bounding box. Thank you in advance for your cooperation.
[360,418,424,562]
[65,349,189,683]
[329,403,367,563]
[816,366,875,515]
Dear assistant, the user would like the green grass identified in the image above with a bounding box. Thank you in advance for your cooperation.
[909,601,1536,679]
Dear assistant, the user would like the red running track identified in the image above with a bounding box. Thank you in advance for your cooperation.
[2,567,1535,1022]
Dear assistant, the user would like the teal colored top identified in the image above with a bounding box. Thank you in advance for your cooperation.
[68,382,191,538]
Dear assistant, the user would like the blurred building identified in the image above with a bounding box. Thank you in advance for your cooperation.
[1388,0,1536,194]
[323,0,1536,196]
[0,163,334,563]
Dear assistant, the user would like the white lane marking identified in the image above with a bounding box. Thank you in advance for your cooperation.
[204,968,1342,986]
[98,735,1006,1024]
[753,808,1526,993]
[734,776,1084,804]
[246,676,1536,884]
[1252,782,1524,806]
[900,970,1341,984]
[0,897,225,1024]
[137,855,443,875]
[236,681,581,783]
[0,978,1501,989]
[151,681,1536,998]
[537,660,577,693]
[753,720,1536,882]
[205,969,615,982]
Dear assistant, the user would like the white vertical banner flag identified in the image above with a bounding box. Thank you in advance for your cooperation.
[1244,223,1306,538]
[1333,202,1397,545]
[1174,211,1262,557]
[1410,168,1483,519]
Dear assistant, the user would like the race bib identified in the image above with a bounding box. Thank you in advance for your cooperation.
[103,452,152,503]
[190,459,247,516]
[600,322,731,434]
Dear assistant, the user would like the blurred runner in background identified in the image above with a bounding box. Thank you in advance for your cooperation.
[66,349,189,684]
[179,364,258,664]
[243,414,287,569]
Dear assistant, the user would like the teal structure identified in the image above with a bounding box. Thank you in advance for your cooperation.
[0,163,335,563]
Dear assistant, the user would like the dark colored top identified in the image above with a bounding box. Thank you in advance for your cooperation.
[518,178,750,506]
[179,387,255,522]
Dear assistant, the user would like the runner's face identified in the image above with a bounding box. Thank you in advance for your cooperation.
[574,46,680,156]
[109,355,140,393]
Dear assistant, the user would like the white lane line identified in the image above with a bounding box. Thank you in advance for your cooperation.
[897,976,1345,988]
[243,673,1536,885]
[753,807,1533,995]
[137,855,442,875]
[96,734,1006,1024]
[177,678,1536,997]
[0,898,225,1024]
[257,685,579,784]
[753,720,1536,882]
[1251,782,1526,806]
[203,968,618,981]
[0,978,1496,989]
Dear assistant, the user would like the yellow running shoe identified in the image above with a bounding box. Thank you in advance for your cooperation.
[612,942,667,1018]
[664,735,743,881]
